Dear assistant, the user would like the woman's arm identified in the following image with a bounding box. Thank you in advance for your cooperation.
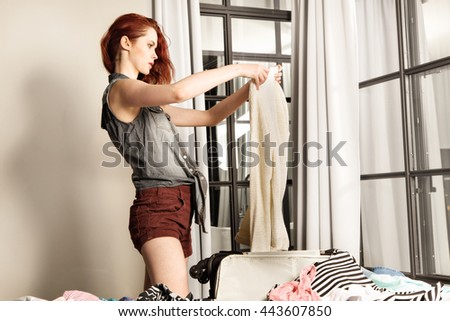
[165,65,283,127]
[163,82,251,127]
[110,64,269,110]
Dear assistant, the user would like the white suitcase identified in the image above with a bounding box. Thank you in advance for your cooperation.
[214,250,330,300]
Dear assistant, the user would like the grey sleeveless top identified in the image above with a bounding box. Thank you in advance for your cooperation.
[101,73,207,232]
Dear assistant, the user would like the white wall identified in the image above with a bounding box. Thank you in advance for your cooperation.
[0,0,151,300]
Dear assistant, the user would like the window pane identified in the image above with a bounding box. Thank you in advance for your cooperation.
[280,22,291,55]
[209,185,231,227]
[281,62,291,97]
[211,225,232,253]
[356,0,399,81]
[279,0,291,10]
[209,185,232,253]
[206,101,230,182]
[201,16,224,51]
[230,0,291,10]
[410,65,450,171]
[361,178,410,272]
[237,186,250,221]
[230,0,274,9]
[203,54,226,96]
[201,16,226,95]
[407,0,450,66]
[414,175,450,276]
[232,18,276,54]
[360,80,404,175]
[200,0,223,5]
[235,186,250,250]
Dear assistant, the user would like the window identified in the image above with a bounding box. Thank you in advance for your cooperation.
[199,0,450,284]
[199,0,292,251]
[357,0,450,282]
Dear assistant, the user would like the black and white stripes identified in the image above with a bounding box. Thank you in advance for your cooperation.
[311,249,374,296]
[137,284,193,301]
[310,249,442,301]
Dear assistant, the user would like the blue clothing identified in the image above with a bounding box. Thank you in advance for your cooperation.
[372,266,405,277]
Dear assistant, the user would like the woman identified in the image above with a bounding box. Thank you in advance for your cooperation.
[100,13,281,298]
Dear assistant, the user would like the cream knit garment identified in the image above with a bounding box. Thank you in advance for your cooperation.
[236,67,290,252]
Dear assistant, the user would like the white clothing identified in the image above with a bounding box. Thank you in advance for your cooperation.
[246,67,291,252]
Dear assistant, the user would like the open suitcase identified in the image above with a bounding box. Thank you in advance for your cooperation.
[190,249,332,300]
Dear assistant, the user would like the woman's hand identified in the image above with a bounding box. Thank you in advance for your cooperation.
[239,64,270,89]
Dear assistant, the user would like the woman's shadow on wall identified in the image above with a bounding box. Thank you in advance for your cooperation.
[8,71,91,300]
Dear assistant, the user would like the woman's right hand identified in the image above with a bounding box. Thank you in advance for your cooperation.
[239,64,270,89]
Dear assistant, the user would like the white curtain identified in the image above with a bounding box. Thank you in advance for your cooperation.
[292,0,361,259]
[151,0,211,298]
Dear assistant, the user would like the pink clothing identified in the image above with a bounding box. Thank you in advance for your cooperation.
[268,265,321,301]
[63,290,101,301]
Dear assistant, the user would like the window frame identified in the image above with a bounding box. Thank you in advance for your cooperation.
[359,0,450,284]
[200,0,292,251]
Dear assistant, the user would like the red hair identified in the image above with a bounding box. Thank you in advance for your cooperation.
[100,13,174,84]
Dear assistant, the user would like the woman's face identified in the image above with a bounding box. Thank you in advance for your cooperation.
[129,27,159,75]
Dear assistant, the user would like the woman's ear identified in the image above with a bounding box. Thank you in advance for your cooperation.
[120,35,132,50]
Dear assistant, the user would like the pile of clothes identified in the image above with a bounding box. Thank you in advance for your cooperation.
[267,249,449,301]
[16,284,192,302]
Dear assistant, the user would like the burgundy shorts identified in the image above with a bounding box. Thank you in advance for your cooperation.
[129,185,193,258]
